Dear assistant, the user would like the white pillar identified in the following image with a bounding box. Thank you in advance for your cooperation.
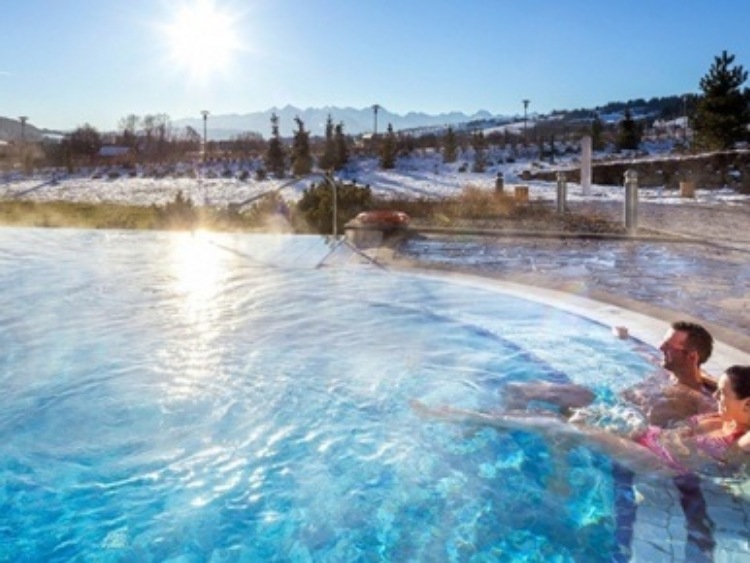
[624,169,638,234]
[556,172,567,214]
[581,135,592,196]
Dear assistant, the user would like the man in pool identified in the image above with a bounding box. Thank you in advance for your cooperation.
[412,365,750,477]
[504,320,717,427]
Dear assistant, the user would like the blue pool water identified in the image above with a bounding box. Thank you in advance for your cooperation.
[0,228,658,561]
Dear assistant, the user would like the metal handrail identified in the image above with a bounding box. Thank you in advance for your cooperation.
[231,170,339,237]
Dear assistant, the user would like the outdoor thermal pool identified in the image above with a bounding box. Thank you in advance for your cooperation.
[1,227,748,561]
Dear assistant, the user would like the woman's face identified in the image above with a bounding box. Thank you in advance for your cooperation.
[715,373,745,421]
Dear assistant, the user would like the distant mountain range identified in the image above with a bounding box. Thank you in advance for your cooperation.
[171,105,499,140]
[1,94,687,141]
[0,107,502,142]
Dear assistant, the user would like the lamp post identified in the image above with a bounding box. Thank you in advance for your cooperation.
[201,110,209,163]
[19,116,28,169]
[682,94,689,143]
[522,99,529,142]
[371,104,381,153]
[372,104,380,138]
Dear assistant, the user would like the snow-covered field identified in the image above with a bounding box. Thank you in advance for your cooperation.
[2,152,750,209]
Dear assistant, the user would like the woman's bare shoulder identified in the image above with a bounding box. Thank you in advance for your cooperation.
[737,432,750,452]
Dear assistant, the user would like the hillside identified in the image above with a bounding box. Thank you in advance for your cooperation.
[0,117,45,143]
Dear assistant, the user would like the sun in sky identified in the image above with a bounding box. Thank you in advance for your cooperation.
[160,0,244,82]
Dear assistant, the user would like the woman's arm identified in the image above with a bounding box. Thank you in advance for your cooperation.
[730,432,750,456]
[715,432,750,471]
[410,400,681,478]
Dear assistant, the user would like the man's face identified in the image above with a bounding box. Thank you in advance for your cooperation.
[659,328,696,375]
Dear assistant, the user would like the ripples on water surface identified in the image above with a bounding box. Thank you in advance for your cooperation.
[0,228,656,560]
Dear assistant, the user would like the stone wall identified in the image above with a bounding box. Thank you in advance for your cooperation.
[529,150,750,193]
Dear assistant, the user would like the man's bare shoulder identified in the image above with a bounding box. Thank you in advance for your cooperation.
[622,370,716,426]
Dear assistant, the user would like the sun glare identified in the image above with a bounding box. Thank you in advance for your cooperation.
[162,0,243,81]
[171,230,224,304]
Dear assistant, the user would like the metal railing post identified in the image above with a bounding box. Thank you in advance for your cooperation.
[327,171,338,238]
[556,171,567,214]
[624,169,639,234]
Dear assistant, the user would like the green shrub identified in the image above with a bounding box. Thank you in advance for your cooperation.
[154,190,197,229]
[296,180,372,234]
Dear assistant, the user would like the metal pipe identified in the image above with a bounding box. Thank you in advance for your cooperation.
[556,171,567,214]
[624,169,638,234]
[201,110,209,163]
[328,171,338,238]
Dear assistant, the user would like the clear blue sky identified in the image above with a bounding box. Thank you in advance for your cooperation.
[2,0,749,132]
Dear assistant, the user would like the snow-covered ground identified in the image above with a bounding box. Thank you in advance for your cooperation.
[2,151,750,209]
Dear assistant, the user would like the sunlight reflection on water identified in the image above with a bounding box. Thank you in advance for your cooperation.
[0,228,659,561]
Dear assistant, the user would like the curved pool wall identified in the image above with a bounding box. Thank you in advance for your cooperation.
[1,227,748,561]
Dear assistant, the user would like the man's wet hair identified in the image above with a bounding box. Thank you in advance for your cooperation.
[672,321,713,365]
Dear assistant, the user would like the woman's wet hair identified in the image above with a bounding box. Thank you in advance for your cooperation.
[725,365,750,399]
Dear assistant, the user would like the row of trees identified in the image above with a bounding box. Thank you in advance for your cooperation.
[603,50,750,153]
[40,117,207,171]
[263,113,350,178]
[49,110,409,178]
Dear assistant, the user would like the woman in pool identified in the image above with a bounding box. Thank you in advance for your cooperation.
[412,365,750,476]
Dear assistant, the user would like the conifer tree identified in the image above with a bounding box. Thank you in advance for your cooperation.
[333,122,349,170]
[693,50,750,150]
[442,126,458,163]
[616,109,641,151]
[318,114,336,171]
[380,123,396,169]
[549,134,555,164]
[264,113,286,178]
[591,115,605,151]
[291,116,313,176]
[471,131,487,172]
